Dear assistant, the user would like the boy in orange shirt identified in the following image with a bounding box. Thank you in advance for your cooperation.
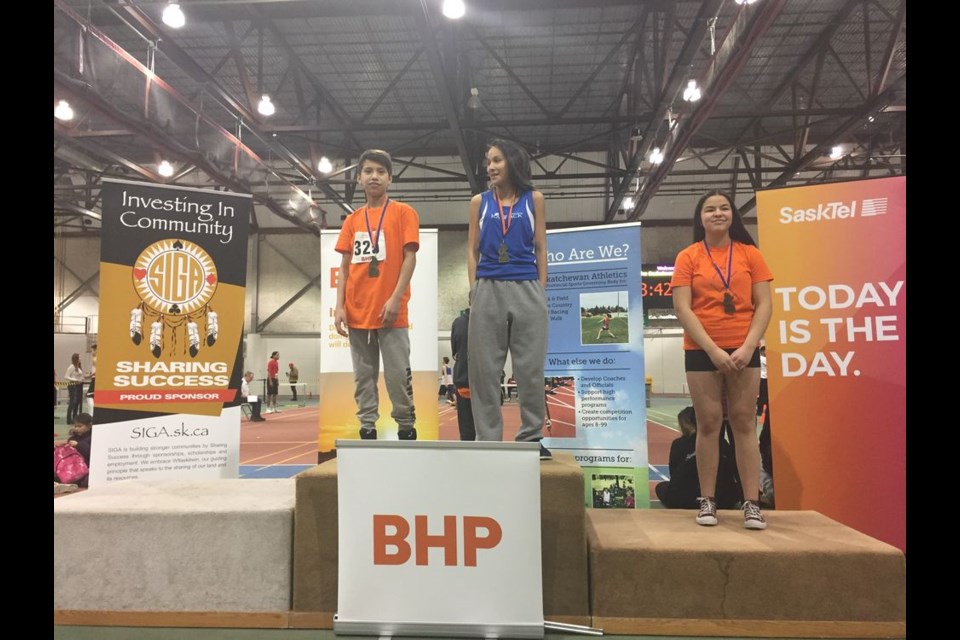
[334,149,420,440]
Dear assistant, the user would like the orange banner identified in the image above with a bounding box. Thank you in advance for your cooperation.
[757,177,905,551]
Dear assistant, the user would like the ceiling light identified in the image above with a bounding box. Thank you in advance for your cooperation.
[442,0,466,19]
[648,147,664,165]
[466,87,481,110]
[158,160,174,177]
[829,145,844,160]
[162,3,186,29]
[682,80,701,102]
[258,95,276,116]
[55,100,74,122]
[318,156,333,173]
[734,0,759,5]
[622,197,635,210]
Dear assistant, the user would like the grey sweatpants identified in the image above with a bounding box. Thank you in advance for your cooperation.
[468,278,548,442]
[348,327,416,433]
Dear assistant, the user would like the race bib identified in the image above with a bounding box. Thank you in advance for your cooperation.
[351,231,388,264]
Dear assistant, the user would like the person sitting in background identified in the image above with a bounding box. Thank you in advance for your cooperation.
[241,371,266,422]
[64,412,93,489]
[655,406,742,510]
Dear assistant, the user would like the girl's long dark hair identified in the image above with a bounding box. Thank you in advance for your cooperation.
[488,139,534,193]
[692,190,756,246]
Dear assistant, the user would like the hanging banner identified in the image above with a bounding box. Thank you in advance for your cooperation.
[317,229,438,450]
[335,441,543,639]
[757,177,905,551]
[542,223,647,508]
[91,179,250,487]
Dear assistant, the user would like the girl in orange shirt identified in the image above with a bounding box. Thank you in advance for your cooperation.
[670,190,773,530]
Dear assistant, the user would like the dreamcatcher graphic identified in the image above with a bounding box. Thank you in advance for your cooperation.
[128,239,220,358]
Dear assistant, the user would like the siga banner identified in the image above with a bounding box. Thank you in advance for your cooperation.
[757,177,905,551]
[90,179,250,486]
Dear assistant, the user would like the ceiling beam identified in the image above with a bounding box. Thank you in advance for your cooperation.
[603,0,724,222]
[627,0,786,221]
[415,0,482,193]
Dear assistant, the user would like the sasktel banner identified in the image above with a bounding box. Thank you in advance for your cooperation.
[757,177,905,551]
[91,179,250,487]
[336,441,543,638]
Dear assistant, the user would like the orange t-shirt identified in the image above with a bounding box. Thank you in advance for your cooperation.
[335,200,420,329]
[670,241,773,350]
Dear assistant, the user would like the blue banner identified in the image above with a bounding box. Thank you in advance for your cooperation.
[542,223,647,508]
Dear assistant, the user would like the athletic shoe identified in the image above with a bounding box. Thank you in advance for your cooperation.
[359,427,377,440]
[398,427,418,441]
[742,500,768,530]
[696,496,718,526]
[539,442,552,460]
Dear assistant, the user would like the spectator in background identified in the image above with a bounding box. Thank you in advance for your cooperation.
[266,351,280,413]
[655,406,742,510]
[67,412,93,488]
[450,306,475,440]
[64,353,86,424]
[287,362,300,402]
[441,357,455,406]
[241,371,266,422]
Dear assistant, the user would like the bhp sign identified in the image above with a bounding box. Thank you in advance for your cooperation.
[373,515,502,566]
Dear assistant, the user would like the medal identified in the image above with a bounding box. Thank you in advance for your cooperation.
[364,198,389,278]
[723,292,735,314]
[495,190,517,265]
[703,239,735,315]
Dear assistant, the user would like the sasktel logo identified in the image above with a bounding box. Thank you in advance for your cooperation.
[779,198,888,224]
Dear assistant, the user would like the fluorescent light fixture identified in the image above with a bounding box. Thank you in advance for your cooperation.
[442,0,466,19]
[682,80,701,102]
[467,87,481,110]
[734,0,759,5]
[258,95,276,116]
[55,100,74,121]
[318,156,333,173]
[162,3,185,29]
[648,147,664,164]
[158,160,174,177]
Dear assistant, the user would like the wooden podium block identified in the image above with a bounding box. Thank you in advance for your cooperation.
[586,509,906,637]
[291,452,590,626]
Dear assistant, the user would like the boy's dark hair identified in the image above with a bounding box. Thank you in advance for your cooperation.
[75,413,93,426]
[358,149,393,177]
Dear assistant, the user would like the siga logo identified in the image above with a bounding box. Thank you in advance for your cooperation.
[779,197,888,224]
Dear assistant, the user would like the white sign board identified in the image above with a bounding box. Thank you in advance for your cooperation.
[335,441,544,638]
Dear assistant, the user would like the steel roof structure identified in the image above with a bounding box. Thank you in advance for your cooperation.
[54,0,905,234]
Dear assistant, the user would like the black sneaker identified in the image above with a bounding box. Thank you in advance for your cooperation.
[398,427,417,441]
[696,496,718,526]
[538,442,552,460]
[358,427,377,440]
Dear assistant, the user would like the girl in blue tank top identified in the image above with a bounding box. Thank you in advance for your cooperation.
[466,140,551,456]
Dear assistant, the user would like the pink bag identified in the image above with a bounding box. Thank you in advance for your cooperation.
[54,444,89,485]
